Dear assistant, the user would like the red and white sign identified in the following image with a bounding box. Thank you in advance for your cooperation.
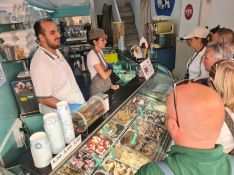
[184,4,193,20]
[179,0,201,38]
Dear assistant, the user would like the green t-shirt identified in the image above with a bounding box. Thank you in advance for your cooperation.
[136,145,232,175]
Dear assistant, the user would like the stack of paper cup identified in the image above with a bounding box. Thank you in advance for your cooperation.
[56,101,75,144]
[43,112,65,154]
[30,132,52,168]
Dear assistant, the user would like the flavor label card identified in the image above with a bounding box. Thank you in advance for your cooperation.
[139,58,154,80]
[51,135,82,170]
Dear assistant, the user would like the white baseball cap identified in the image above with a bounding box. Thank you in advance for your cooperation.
[182,26,209,39]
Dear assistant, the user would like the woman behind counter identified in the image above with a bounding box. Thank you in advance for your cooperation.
[182,26,209,79]
[87,28,119,95]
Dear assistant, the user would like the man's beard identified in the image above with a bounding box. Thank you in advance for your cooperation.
[46,38,61,49]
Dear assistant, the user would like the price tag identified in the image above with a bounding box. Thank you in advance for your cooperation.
[51,135,82,170]
[139,58,154,80]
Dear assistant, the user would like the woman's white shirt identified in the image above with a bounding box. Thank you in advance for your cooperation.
[187,47,209,79]
[87,50,107,79]
[216,107,234,153]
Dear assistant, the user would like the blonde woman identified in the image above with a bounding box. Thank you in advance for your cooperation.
[209,60,234,153]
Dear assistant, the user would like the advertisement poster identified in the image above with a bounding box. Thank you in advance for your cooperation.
[0,64,6,87]
[155,0,175,16]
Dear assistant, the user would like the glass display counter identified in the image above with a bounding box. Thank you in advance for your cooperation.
[113,51,139,86]
[50,64,173,175]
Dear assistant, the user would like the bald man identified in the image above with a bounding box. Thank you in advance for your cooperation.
[136,83,233,175]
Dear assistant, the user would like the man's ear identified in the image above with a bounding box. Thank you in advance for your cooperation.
[38,34,44,43]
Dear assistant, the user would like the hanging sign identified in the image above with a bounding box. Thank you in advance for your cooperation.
[139,58,154,80]
[0,64,6,87]
[155,0,175,16]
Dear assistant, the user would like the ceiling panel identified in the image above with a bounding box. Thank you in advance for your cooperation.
[27,0,89,9]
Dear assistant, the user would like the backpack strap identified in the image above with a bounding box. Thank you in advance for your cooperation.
[231,156,234,175]
[224,109,234,138]
[157,161,175,175]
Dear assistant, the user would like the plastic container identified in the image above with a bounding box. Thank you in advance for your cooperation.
[72,96,106,134]
[112,22,125,49]
[0,45,16,61]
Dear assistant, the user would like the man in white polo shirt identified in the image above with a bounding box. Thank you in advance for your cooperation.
[30,18,85,114]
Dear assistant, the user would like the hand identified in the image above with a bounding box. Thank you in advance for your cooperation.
[111,85,120,91]
[107,63,113,70]
[70,103,82,111]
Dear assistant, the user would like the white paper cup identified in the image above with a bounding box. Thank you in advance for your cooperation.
[56,101,75,144]
[43,112,65,154]
[30,132,52,168]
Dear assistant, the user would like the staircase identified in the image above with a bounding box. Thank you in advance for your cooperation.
[117,2,139,48]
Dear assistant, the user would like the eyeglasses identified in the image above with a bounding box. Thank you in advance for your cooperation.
[173,78,207,127]
[98,38,107,42]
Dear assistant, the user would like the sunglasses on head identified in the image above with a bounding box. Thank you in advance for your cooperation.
[172,78,207,127]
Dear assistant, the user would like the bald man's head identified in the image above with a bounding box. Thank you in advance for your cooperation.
[166,83,224,149]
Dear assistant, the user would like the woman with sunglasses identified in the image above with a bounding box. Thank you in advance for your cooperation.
[209,60,234,154]
[182,26,209,79]
[87,28,119,95]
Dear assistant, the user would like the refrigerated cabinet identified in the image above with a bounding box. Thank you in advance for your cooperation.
[50,64,173,175]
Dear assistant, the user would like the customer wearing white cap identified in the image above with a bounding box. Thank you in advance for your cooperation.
[87,28,119,95]
[182,26,209,79]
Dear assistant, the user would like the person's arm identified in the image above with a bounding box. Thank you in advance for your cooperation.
[38,97,60,109]
[93,63,112,80]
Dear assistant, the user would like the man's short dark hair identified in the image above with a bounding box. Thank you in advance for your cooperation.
[33,18,54,40]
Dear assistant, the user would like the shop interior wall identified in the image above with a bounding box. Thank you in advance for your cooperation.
[0,26,43,166]
[199,0,234,30]
[175,0,234,79]
[0,58,24,166]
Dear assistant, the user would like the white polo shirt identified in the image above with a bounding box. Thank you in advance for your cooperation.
[30,46,85,114]
[187,47,209,79]
[87,50,107,79]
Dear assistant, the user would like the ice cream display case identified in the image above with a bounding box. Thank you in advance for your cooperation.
[50,64,173,175]
[108,49,139,86]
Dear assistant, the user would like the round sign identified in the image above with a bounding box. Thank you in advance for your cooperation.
[184,4,193,20]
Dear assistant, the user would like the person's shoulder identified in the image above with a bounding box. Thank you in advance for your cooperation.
[31,48,46,62]
[136,162,164,175]
[30,48,48,69]
[87,49,95,57]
